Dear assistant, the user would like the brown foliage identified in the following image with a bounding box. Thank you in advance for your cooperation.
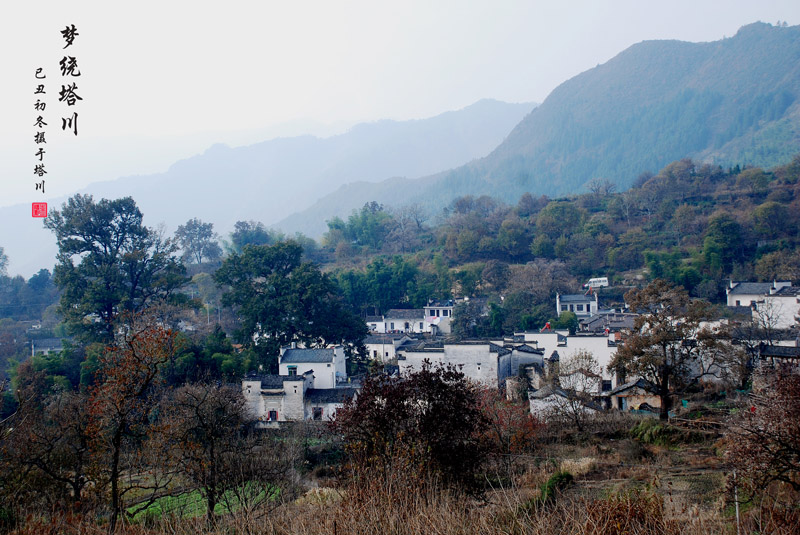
[727,368,800,495]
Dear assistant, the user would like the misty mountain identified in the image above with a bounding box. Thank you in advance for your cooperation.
[282,22,800,235]
[3,100,533,276]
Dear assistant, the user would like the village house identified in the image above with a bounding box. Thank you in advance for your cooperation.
[726,280,791,307]
[423,299,455,334]
[398,341,513,388]
[242,371,358,426]
[363,333,419,363]
[381,309,427,333]
[579,310,637,333]
[365,315,386,333]
[278,345,347,389]
[754,285,800,330]
[528,383,602,421]
[556,291,599,319]
[607,378,660,412]
[513,329,621,391]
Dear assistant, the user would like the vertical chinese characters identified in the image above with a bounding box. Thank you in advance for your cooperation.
[33,24,84,216]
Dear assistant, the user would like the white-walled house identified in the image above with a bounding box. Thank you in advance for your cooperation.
[364,333,416,363]
[726,281,791,307]
[514,330,620,390]
[383,309,427,333]
[279,346,347,389]
[398,341,513,388]
[754,285,800,330]
[242,372,358,426]
[423,300,455,334]
[556,292,599,319]
[366,315,386,333]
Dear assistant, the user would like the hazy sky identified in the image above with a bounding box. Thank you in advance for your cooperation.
[2,0,799,208]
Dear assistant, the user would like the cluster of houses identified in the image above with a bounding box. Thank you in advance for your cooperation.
[242,282,800,425]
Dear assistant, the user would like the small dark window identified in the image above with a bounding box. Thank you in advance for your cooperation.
[268,410,278,421]
[288,366,297,376]
[577,304,584,311]
[443,310,449,317]
[602,380,612,392]
[312,407,323,421]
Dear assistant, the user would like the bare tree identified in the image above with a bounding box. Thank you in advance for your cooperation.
[553,349,602,431]
[87,312,179,533]
[159,382,298,525]
[727,368,800,494]
[586,178,617,197]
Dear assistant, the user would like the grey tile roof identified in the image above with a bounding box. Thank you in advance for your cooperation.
[245,374,305,389]
[514,344,544,355]
[306,387,358,404]
[758,344,800,358]
[364,334,407,345]
[530,384,568,399]
[772,286,800,296]
[384,309,425,320]
[560,294,595,303]
[282,348,334,364]
[608,378,657,395]
[728,282,775,295]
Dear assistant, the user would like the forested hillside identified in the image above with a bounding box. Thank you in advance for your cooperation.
[320,155,800,335]
[283,22,800,235]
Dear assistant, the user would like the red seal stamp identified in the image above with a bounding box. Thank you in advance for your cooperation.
[32,202,48,217]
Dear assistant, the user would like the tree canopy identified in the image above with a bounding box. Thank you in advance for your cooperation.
[44,195,188,343]
[174,218,222,265]
[214,241,367,371]
[609,280,725,419]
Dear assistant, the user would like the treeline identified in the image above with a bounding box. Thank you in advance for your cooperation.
[2,155,800,385]
[319,155,800,324]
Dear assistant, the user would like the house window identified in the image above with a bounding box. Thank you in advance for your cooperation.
[268,410,278,421]
[442,309,449,317]
[569,304,574,311]
[419,322,423,330]
[390,322,395,330]
[429,310,436,317]
[373,350,377,358]
[602,380,612,392]
[576,304,584,311]
[312,407,323,421]
[370,323,377,330]
[404,322,410,330]
[561,305,567,311]
[288,366,297,376]
[735,300,741,306]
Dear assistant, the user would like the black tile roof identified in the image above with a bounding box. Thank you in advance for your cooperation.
[728,282,775,295]
[560,294,595,303]
[282,348,335,363]
[608,378,657,395]
[758,344,800,358]
[306,387,358,404]
[384,309,425,320]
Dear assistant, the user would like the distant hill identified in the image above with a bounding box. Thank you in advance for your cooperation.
[281,22,800,235]
[2,100,534,277]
